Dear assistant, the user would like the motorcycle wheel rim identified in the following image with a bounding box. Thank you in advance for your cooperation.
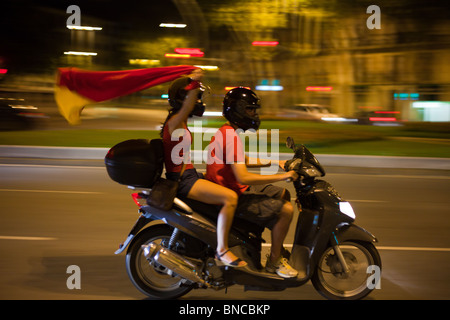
[316,242,375,298]
[135,237,184,292]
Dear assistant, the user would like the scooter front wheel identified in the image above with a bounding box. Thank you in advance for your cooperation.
[125,224,193,299]
[311,241,381,300]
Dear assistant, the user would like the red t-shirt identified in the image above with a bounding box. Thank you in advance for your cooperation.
[205,124,249,195]
[162,123,194,173]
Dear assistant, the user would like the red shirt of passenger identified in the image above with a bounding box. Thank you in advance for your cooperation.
[205,124,249,195]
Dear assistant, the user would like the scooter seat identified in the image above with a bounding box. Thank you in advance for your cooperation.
[175,197,265,237]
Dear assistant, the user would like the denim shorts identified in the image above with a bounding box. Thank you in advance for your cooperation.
[236,184,287,229]
[166,168,203,198]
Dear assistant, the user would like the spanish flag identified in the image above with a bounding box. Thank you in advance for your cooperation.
[55,65,198,125]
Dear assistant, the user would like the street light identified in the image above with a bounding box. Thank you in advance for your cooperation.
[65,24,102,59]
[255,85,284,91]
[67,26,102,31]
[64,51,97,56]
[159,23,187,28]
[195,65,219,71]
[165,53,191,58]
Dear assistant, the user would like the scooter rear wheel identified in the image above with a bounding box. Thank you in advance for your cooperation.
[312,240,381,300]
[125,224,193,299]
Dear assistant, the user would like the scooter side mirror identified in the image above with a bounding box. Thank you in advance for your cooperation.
[286,137,296,150]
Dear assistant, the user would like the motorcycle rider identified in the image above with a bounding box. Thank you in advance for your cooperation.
[160,70,247,268]
[205,87,299,278]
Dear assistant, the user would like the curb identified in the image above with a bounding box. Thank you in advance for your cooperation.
[0,145,449,170]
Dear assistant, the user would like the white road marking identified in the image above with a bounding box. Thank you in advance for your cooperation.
[0,235,57,241]
[2,236,448,252]
[0,189,104,194]
[376,246,450,252]
[0,164,101,169]
[327,173,450,180]
[348,199,389,203]
[1,164,449,179]
[291,198,388,203]
[262,243,450,252]
[2,189,382,203]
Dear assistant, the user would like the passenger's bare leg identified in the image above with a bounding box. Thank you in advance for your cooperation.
[187,179,246,266]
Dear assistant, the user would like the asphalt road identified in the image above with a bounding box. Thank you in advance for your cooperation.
[0,159,449,301]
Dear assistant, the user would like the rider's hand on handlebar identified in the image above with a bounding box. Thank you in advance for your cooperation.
[285,171,299,182]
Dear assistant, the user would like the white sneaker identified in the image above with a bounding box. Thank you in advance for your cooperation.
[265,256,298,278]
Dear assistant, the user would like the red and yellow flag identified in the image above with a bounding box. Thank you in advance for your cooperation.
[55,65,198,125]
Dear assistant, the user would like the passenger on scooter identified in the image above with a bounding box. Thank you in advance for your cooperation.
[205,87,299,278]
[160,69,247,268]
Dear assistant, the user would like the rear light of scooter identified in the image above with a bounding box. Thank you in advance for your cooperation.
[131,192,146,207]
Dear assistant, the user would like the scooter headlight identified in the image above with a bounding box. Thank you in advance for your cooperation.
[339,202,356,219]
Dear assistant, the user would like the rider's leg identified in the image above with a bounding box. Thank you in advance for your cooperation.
[187,179,246,266]
[269,200,293,262]
[265,200,298,277]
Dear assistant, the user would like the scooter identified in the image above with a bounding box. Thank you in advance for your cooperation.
[107,137,381,300]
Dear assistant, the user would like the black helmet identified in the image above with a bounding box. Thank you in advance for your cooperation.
[223,87,261,131]
[168,76,206,117]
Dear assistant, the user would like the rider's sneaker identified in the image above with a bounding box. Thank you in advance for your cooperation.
[265,255,298,278]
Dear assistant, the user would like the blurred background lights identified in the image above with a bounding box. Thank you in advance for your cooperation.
[129,59,160,66]
[225,86,251,91]
[64,51,97,56]
[164,53,191,58]
[252,41,279,46]
[194,65,219,71]
[175,48,204,57]
[255,85,284,91]
[159,23,186,28]
[306,86,333,91]
[66,25,102,31]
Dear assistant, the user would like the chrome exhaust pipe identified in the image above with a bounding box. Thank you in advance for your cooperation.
[142,242,209,287]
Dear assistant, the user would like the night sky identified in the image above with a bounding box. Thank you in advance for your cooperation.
[1,0,183,73]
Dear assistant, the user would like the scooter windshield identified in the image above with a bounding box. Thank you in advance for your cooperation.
[300,145,326,177]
